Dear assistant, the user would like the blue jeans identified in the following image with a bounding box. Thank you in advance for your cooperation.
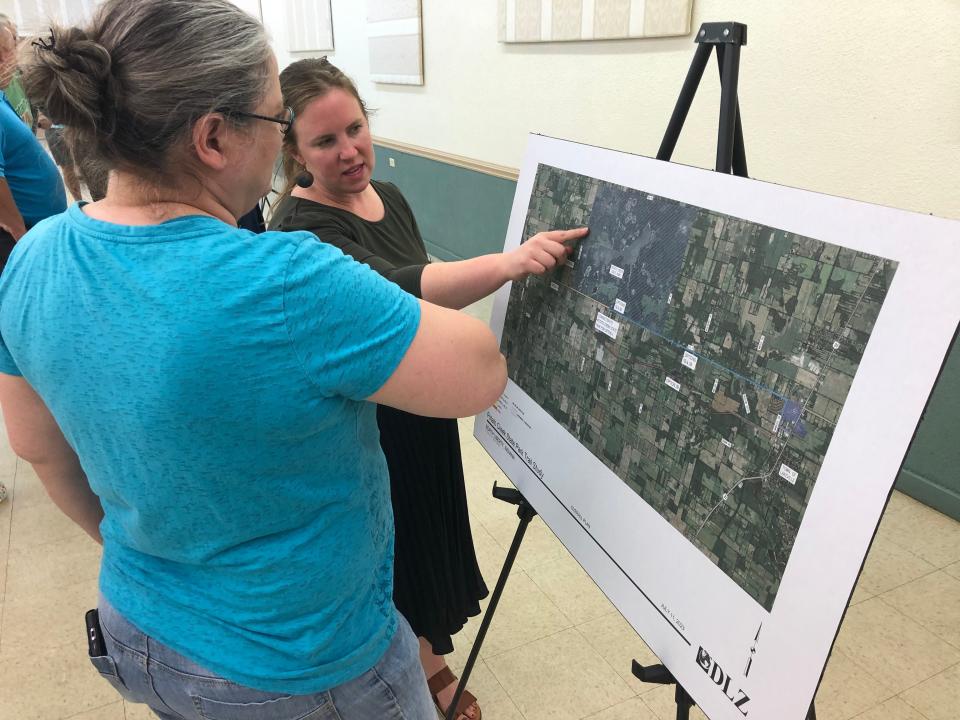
[92,597,434,719]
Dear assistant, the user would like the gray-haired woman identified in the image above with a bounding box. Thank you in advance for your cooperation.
[0,1,506,717]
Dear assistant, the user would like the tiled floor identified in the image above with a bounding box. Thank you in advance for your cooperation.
[1,299,958,719]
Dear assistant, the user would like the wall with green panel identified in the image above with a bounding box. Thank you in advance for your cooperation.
[373,143,960,521]
[373,145,514,261]
[897,338,960,519]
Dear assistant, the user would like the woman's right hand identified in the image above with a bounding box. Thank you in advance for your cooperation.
[501,227,588,281]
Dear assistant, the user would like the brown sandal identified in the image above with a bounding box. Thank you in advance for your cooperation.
[427,666,481,720]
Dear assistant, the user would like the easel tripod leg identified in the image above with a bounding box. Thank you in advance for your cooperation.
[443,496,537,720]
[657,42,712,162]
[713,46,748,177]
[715,42,743,174]
[674,683,694,720]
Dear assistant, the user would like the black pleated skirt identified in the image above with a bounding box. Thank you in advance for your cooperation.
[377,405,489,655]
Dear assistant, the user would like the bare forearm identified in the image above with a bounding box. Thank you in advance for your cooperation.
[418,228,586,308]
[420,254,509,309]
[0,179,26,239]
[0,374,103,543]
[33,458,104,544]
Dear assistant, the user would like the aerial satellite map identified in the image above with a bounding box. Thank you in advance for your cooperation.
[501,163,899,610]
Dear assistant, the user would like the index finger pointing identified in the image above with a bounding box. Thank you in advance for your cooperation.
[558,227,589,245]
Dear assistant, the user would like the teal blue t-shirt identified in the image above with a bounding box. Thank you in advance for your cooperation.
[0,203,421,693]
[0,90,66,226]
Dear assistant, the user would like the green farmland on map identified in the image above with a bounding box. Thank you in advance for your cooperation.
[501,164,898,610]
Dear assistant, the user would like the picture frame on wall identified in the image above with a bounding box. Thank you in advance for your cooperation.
[13,0,102,35]
[286,0,334,53]
[499,0,694,42]
[367,0,424,86]
[231,0,263,21]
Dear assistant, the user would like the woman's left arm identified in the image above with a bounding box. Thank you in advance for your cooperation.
[0,374,103,543]
[420,227,589,309]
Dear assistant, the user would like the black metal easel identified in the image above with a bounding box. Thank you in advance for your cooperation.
[632,21,816,720]
[448,20,814,720]
[657,21,748,178]
[443,484,537,720]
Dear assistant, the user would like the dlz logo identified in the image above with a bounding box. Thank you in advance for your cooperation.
[696,647,751,716]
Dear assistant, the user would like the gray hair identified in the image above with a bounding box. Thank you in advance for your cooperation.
[21,0,272,180]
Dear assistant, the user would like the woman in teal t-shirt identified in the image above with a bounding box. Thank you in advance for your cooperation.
[0,1,508,717]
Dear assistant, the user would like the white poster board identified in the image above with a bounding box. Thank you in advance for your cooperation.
[474,134,960,720]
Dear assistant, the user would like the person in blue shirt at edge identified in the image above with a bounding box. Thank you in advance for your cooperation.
[0,15,67,506]
[0,0,575,717]
[0,22,66,268]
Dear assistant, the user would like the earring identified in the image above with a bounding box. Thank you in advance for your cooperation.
[295,171,314,188]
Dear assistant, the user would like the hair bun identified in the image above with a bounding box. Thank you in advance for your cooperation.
[24,26,118,134]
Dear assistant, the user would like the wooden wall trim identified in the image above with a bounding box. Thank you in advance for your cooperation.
[373,136,520,182]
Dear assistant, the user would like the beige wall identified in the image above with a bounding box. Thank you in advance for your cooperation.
[265,1,956,220]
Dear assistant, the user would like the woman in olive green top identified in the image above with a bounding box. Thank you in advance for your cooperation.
[270,57,586,720]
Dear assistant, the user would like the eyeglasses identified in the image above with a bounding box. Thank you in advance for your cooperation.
[218,106,295,135]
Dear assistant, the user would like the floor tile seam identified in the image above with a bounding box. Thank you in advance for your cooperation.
[480,623,577,665]
[3,499,49,514]
[479,645,521,712]
[572,607,620,631]
[872,532,947,567]
[1,571,102,604]
[474,518,517,554]
[868,565,943,600]
[480,626,640,720]
[481,521,550,557]
[896,681,946,720]
[838,642,955,710]
[874,528,955,566]
[0,573,102,611]
[574,690,644,720]
[0,460,18,656]
[476,561,533,613]
[493,555,574,628]
[848,698,930,720]
[896,658,960,697]
[524,561,615,627]
[812,680,898,720]
[63,699,122,720]
[569,624,638,697]
[872,593,960,655]
[638,691,678,720]
[0,632,78,666]
[471,656,531,720]
[478,611,577,662]
[529,569,578,629]
[829,646,904,707]
[5,536,103,561]
[517,553,569,574]
[6,527,93,554]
